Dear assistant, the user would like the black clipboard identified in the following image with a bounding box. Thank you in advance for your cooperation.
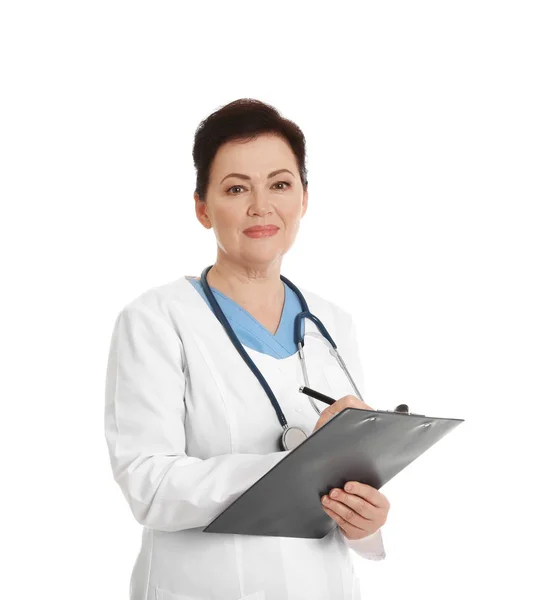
[203,407,464,539]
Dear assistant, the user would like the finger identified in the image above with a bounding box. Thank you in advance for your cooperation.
[328,490,380,521]
[343,482,390,510]
[322,493,377,530]
[321,406,342,423]
[322,505,371,540]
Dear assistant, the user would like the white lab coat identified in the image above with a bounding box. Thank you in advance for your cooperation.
[104,275,385,600]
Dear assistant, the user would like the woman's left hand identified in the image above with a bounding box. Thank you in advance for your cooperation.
[321,482,390,540]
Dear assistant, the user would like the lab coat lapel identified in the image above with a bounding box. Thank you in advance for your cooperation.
[178,277,338,450]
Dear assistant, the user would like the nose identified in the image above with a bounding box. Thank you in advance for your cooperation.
[248,187,273,216]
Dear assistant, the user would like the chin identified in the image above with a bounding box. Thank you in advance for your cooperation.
[241,251,283,265]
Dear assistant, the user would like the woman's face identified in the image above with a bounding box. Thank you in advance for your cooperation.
[194,133,308,269]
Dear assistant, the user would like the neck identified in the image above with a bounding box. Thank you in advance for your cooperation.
[205,256,284,310]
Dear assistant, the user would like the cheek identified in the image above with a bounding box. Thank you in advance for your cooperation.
[284,212,302,235]
[287,201,305,220]
[214,207,242,231]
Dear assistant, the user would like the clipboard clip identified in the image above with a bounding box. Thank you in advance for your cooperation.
[393,404,427,417]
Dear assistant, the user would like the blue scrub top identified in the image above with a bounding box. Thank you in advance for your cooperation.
[187,276,303,359]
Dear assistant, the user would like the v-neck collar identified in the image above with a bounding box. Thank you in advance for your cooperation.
[177,274,335,374]
[199,278,287,338]
[184,275,300,358]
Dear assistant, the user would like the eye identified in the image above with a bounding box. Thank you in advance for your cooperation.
[227,185,246,195]
[226,181,291,195]
[273,181,291,190]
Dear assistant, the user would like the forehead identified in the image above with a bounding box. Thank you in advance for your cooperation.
[211,134,297,178]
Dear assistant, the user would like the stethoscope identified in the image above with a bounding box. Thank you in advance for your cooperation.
[200,265,363,451]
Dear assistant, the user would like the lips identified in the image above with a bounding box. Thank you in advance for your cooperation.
[243,225,279,233]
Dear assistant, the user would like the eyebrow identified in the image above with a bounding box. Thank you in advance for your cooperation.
[220,168,294,185]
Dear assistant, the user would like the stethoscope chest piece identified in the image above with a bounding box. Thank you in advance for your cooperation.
[281,426,308,451]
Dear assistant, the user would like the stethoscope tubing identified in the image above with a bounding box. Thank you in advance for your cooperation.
[199,265,363,429]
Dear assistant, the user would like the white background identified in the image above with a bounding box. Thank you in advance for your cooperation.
[2,1,542,598]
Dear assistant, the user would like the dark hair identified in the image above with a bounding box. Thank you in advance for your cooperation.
[192,98,308,201]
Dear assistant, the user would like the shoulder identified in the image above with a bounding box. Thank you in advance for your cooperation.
[295,283,354,332]
[113,275,192,326]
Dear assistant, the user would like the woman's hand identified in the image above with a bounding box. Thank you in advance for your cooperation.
[311,394,374,434]
[312,395,390,540]
[321,481,390,541]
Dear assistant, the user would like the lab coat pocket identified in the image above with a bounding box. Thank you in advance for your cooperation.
[155,586,265,600]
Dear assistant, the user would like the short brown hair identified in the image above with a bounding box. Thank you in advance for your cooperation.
[192,98,308,201]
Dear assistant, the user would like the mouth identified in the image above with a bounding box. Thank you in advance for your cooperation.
[243,225,280,238]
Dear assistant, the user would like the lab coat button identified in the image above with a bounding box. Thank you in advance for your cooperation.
[296,406,303,412]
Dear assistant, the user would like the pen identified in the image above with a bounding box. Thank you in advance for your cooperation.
[298,385,335,406]
[299,385,412,414]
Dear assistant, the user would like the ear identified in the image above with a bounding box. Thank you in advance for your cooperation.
[194,192,213,230]
[301,187,308,218]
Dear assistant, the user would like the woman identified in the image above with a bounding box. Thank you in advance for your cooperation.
[104,98,390,600]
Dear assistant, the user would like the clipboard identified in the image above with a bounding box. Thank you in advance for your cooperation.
[204,407,464,539]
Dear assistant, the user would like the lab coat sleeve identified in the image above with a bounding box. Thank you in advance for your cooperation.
[340,311,387,561]
[104,300,291,532]
[345,529,386,561]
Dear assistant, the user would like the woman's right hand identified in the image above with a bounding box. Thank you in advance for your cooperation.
[311,395,375,434]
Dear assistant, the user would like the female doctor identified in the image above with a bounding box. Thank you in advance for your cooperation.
[104,98,390,600]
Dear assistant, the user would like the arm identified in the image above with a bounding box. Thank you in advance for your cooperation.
[104,300,290,532]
